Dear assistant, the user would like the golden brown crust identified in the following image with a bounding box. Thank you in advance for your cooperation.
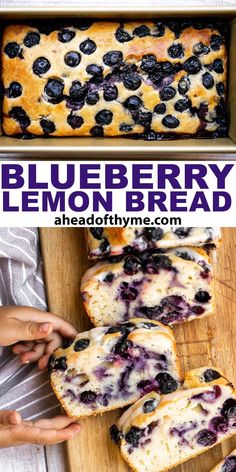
[2,21,227,137]
[210,448,236,472]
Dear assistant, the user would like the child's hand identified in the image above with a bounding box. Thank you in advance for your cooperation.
[0,410,80,448]
[0,306,77,370]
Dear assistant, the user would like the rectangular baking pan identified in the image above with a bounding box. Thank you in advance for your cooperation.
[0,7,236,157]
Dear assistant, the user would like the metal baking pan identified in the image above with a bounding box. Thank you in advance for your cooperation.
[0,7,236,157]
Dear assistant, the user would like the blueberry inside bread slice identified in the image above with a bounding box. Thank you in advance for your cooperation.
[86,227,221,259]
[49,318,181,418]
[81,247,213,327]
[211,449,236,472]
[110,367,236,472]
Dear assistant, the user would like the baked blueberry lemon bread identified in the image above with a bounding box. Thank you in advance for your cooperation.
[86,227,221,259]
[110,367,236,472]
[49,318,181,418]
[81,247,213,327]
[211,449,236,472]
[2,20,227,138]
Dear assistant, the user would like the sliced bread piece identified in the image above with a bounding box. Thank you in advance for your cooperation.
[49,318,181,418]
[211,449,236,471]
[110,367,236,472]
[86,227,221,259]
[81,247,214,327]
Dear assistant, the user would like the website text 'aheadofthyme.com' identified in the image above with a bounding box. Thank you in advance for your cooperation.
[0,161,236,227]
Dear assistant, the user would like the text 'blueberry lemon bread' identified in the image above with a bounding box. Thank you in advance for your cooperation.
[211,449,236,472]
[81,247,214,327]
[49,318,181,418]
[86,227,221,259]
[110,367,236,472]
[2,20,227,138]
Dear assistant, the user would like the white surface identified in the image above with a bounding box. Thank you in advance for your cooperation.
[0,0,236,7]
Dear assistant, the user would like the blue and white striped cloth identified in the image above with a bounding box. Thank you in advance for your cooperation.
[0,228,60,420]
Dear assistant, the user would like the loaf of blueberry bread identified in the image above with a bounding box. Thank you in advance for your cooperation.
[211,449,236,472]
[81,247,213,327]
[2,20,227,138]
[49,318,181,418]
[86,227,221,259]
[110,367,236,472]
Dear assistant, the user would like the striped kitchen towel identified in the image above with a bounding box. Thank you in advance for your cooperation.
[0,227,60,420]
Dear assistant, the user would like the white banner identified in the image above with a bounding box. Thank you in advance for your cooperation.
[0,160,235,227]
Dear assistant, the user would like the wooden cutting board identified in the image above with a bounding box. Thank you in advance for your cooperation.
[40,227,236,472]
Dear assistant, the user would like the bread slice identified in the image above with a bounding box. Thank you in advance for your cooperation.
[86,227,221,259]
[49,318,181,418]
[110,367,236,472]
[211,449,236,471]
[81,247,214,327]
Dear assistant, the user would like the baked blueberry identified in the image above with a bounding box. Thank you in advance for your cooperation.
[64,51,81,67]
[9,106,31,128]
[211,34,223,51]
[24,31,40,48]
[143,399,157,414]
[160,86,176,101]
[168,43,184,59]
[40,119,56,134]
[191,306,205,315]
[75,20,93,30]
[154,103,166,115]
[133,25,150,37]
[209,416,228,433]
[86,64,103,78]
[221,398,236,418]
[103,85,118,101]
[174,99,189,112]
[103,272,115,283]
[4,42,20,58]
[213,59,224,73]
[44,79,64,103]
[195,290,211,303]
[80,390,97,403]
[58,28,76,43]
[7,82,22,98]
[110,425,123,445]
[120,124,133,132]
[216,82,225,96]
[86,91,99,105]
[162,115,180,129]
[67,114,84,129]
[115,26,132,42]
[100,237,110,252]
[33,57,51,76]
[192,42,210,55]
[152,21,165,38]
[120,282,138,301]
[90,125,104,137]
[178,76,190,95]
[152,255,172,270]
[123,256,141,275]
[196,429,217,447]
[222,457,236,471]
[155,372,178,394]
[74,338,90,351]
[125,426,143,447]
[174,227,191,238]
[95,109,113,125]
[140,55,158,73]
[131,110,152,127]
[183,56,202,74]
[49,355,67,372]
[203,369,221,382]
[69,81,87,100]
[124,96,142,110]
[123,73,141,91]
[143,227,164,241]
[103,50,123,66]
[202,72,214,89]
[80,38,96,55]
[168,21,181,38]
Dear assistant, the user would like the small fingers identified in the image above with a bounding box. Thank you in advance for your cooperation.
[19,343,46,364]
[34,415,79,430]
[13,423,81,446]
[0,410,22,426]
[13,342,35,355]
[38,353,51,370]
